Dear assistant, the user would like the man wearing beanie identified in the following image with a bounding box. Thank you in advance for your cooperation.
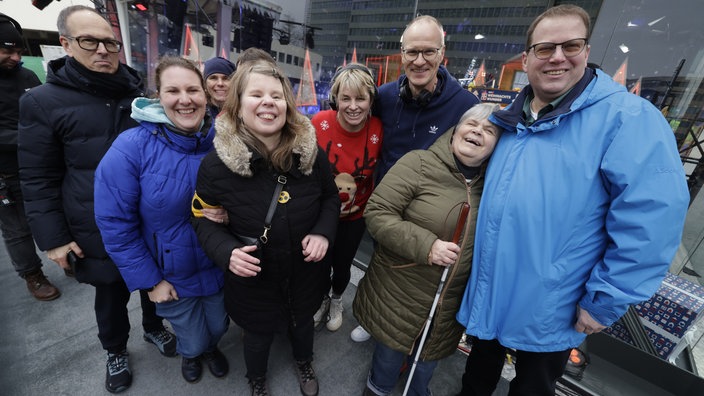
[18,6,176,393]
[203,56,235,117]
[0,12,61,301]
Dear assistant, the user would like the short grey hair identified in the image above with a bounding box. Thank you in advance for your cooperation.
[57,5,103,37]
[457,103,501,125]
[400,15,445,47]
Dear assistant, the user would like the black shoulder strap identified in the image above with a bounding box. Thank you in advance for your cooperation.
[259,175,287,244]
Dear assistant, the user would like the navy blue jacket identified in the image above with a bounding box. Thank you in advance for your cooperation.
[373,65,479,181]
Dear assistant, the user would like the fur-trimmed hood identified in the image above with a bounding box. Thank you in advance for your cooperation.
[213,115,319,177]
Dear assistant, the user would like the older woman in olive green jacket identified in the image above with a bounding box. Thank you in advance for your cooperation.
[353,103,500,396]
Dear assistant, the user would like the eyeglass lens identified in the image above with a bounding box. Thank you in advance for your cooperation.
[403,48,440,61]
[531,39,586,59]
[74,37,122,53]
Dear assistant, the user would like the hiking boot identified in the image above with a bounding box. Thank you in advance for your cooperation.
[105,349,131,393]
[202,347,229,377]
[350,325,371,342]
[326,296,343,331]
[144,329,177,357]
[181,356,202,383]
[295,360,319,396]
[313,295,330,330]
[249,376,270,396]
[23,270,60,301]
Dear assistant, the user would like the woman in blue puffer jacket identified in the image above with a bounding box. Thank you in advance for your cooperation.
[94,57,229,384]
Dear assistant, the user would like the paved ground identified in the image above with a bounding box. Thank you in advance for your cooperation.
[0,247,472,396]
[1,235,703,396]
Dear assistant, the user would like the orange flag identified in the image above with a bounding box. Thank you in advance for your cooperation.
[296,49,318,107]
[612,58,628,86]
[629,76,642,96]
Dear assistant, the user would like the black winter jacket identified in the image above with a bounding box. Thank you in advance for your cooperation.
[18,56,144,262]
[192,115,339,333]
[0,65,41,173]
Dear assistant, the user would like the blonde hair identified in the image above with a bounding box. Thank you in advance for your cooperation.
[330,63,376,105]
[220,61,310,172]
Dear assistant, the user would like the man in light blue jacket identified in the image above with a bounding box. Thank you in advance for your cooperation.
[455,5,689,396]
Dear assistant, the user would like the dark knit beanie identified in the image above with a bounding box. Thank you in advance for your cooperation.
[203,57,235,79]
[0,13,23,49]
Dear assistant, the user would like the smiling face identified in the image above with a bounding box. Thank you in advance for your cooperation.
[239,73,287,145]
[206,73,231,108]
[401,20,445,96]
[60,10,119,74]
[335,86,371,132]
[158,66,207,133]
[452,117,499,167]
[522,14,590,108]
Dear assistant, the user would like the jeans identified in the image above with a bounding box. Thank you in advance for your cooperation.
[367,341,438,396]
[0,175,43,276]
[156,290,229,358]
[242,315,314,379]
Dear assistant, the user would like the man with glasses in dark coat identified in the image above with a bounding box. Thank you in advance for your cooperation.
[18,6,175,393]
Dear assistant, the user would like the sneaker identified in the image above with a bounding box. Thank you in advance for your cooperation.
[249,376,270,396]
[105,350,131,393]
[313,295,330,330]
[144,329,177,357]
[350,325,371,342]
[202,347,229,377]
[295,360,319,396]
[23,270,60,301]
[326,296,343,331]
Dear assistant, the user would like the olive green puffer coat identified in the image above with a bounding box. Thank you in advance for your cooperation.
[353,127,483,361]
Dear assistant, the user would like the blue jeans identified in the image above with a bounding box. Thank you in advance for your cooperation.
[0,176,43,276]
[155,290,228,358]
[367,341,438,396]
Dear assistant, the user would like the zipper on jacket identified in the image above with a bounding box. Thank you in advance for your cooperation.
[153,233,164,269]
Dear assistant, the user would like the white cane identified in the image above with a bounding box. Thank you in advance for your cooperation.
[402,202,470,396]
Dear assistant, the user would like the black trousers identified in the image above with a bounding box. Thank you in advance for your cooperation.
[458,337,571,396]
[242,316,315,380]
[329,218,366,296]
[94,279,164,353]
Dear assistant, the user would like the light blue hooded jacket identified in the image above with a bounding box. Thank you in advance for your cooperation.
[456,68,689,352]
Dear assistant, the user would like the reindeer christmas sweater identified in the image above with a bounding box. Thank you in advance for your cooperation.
[312,110,383,221]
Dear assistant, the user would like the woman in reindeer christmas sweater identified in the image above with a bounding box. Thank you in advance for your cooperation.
[311,63,383,332]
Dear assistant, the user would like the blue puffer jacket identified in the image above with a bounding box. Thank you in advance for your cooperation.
[94,119,223,298]
[456,69,689,352]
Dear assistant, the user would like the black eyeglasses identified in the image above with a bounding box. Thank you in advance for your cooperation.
[527,38,588,60]
[65,36,123,53]
[401,47,443,61]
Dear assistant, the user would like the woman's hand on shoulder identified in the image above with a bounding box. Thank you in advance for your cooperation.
[302,234,329,262]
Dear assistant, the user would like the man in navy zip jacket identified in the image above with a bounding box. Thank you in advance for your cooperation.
[373,15,479,183]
